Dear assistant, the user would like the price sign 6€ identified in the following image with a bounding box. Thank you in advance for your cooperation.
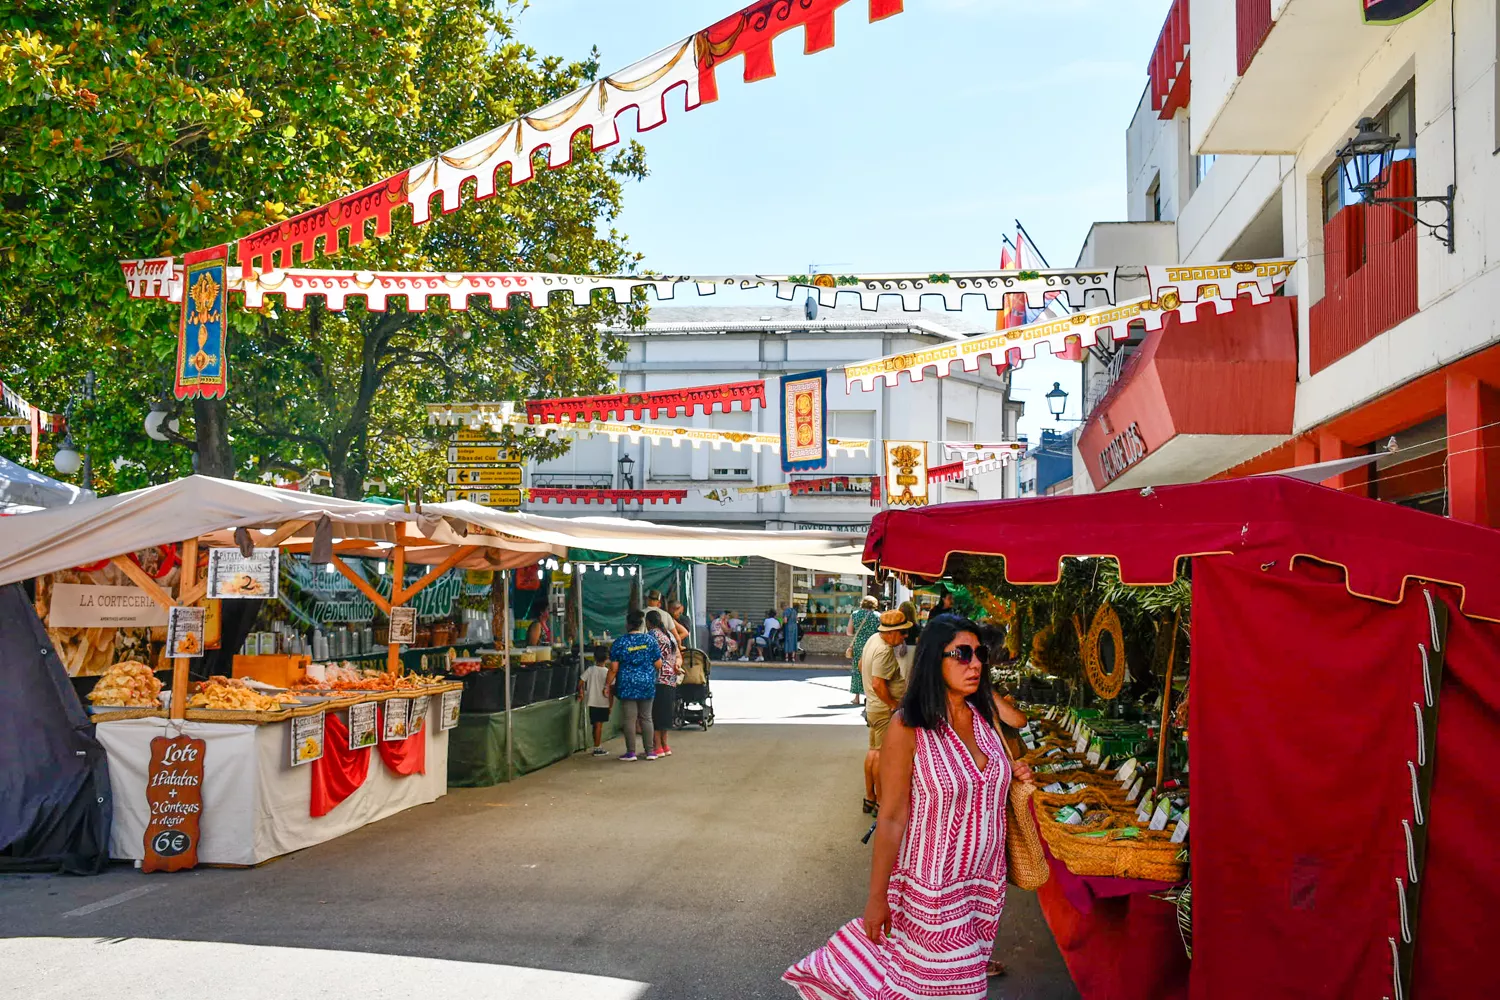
[143,735,205,873]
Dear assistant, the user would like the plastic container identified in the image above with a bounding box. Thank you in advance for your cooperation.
[511,664,537,707]
[459,669,507,714]
[531,665,555,702]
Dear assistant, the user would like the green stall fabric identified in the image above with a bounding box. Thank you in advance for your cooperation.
[447,699,623,787]
[580,565,677,640]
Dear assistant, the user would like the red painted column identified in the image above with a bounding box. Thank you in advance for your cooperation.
[1445,373,1500,526]
[1317,430,1370,497]
[1293,437,1318,469]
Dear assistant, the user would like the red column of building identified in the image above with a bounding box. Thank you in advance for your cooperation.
[1317,430,1370,497]
[1445,374,1500,526]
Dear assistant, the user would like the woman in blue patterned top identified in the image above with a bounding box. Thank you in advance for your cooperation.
[608,609,664,761]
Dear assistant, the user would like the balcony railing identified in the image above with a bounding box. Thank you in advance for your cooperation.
[529,472,612,490]
[789,473,873,496]
[1236,0,1272,76]
[1309,159,1418,374]
[1148,0,1191,120]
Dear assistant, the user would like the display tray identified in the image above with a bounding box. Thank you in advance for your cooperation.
[183,706,295,724]
[87,706,165,721]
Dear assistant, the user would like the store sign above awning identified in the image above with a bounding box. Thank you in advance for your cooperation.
[1078,296,1299,491]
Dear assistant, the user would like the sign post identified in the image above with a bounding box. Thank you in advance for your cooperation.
[143,735,205,873]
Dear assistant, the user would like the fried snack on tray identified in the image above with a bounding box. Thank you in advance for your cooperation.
[187,675,297,711]
[88,660,162,707]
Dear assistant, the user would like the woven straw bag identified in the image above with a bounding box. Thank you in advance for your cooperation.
[1006,778,1050,890]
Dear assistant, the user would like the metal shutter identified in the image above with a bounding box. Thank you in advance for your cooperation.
[706,557,778,621]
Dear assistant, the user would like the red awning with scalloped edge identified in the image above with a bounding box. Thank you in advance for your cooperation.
[863,475,1500,621]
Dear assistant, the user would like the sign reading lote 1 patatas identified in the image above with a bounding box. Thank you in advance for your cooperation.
[143,735,205,873]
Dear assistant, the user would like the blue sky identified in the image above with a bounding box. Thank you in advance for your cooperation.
[512,0,1169,442]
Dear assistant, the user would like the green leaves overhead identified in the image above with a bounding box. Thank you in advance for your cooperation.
[0,1,648,496]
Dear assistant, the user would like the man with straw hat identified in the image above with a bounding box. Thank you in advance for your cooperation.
[859,609,914,813]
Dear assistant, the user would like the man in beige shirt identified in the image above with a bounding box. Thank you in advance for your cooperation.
[860,609,913,812]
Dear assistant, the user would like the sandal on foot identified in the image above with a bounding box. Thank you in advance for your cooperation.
[986,961,1006,978]
[862,798,877,814]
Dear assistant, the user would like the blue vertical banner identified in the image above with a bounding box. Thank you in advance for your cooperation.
[176,245,229,399]
[780,369,828,472]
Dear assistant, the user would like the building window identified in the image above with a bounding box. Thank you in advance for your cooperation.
[792,570,866,635]
[1193,154,1217,190]
[830,410,876,476]
[1147,174,1162,221]
[1322,81,1416,223]
[706,410,752,480]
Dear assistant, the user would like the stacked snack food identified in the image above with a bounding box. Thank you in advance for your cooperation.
[88,660,162,707]
[187,676,297,711]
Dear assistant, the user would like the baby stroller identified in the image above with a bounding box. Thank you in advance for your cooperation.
[675,648,715,729]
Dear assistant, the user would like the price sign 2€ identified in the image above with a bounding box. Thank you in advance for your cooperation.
[143,735,205,873]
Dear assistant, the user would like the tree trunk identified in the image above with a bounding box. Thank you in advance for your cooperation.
[193,398,235,478]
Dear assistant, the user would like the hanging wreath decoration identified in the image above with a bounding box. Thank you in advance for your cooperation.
[1083,602,1127,700]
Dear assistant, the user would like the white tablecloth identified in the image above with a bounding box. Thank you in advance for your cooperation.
[97,707,449,865]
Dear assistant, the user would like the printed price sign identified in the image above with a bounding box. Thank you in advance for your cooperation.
[207,547,279,600]
[143,735,205,873]
[389,607,417,645]
[348,702,378,749]
[383,698,412,741]
[439,689,461,731]
[290,712,325,767]
[408,694,430,736]
[166,605,206,658]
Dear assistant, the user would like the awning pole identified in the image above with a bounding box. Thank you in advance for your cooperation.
[503,569,513,782]
[576,567,586,751]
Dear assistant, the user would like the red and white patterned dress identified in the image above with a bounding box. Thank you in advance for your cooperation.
[784,710,1011,1000]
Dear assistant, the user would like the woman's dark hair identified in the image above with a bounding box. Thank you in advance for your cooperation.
[627,609,646,631]
[899,613,997,733]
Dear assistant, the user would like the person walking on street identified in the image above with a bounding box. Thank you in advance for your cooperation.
[607,610,663,761]
[578,647,613,756]
[846,595,879,706]
[646,609,683,757]
[860,610,910,813]
[785,615,1035,1000]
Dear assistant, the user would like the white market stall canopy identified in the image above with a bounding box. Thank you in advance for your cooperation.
[0,455,95,512]
[0,475,557,588]
[424,501,872,576]
[0,477,870,587]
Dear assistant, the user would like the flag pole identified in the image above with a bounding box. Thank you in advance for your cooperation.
[1014,219,1052,268]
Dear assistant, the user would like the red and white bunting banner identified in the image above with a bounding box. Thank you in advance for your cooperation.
[206,0,902,278]
[928,456,1013,483]
[940,442,1025,463]
[883,441,929,508]
[526,381,766,423]
[0,378,64,463]
[529,488,687,505]
[123,263,1122,314]
[927,461,965,483]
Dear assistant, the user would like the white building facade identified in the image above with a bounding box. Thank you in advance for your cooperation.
[524,304,1024,646]
[1070,0,1500,528]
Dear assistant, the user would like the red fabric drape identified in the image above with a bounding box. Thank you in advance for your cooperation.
[1035,856,1188,1000]
[375,705,426,777]
[310,713,371,818]
[1190,559,1482,998]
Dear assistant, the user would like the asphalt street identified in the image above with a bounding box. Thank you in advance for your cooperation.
[0,666,1078,1000]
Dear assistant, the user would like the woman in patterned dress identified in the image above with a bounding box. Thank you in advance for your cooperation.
[846,596,880,706]
[784,615,1033,1000]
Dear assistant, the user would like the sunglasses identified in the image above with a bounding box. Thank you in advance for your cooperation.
[942,644,988,665]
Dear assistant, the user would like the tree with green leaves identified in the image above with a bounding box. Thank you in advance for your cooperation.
[0,1,646,496]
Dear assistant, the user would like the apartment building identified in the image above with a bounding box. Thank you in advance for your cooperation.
[524,304,1025,645]
[1071,0,1500,525]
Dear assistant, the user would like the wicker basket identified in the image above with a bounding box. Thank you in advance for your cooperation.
[1036,787,1188,882]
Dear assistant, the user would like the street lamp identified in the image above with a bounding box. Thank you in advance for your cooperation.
[144,397,180,442]
[1045,382,1069,422]
[618,453,635,491]
[52,434,82,476]
[1335,116,1454,252]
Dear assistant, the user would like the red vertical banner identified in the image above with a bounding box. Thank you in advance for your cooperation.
[143,735,205,873]
[175,245,230,400]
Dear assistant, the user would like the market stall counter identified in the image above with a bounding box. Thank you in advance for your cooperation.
[96,685,458,865]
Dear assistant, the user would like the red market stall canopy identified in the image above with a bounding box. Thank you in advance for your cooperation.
[864,475,1500,621]
[864,476,1500,999]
